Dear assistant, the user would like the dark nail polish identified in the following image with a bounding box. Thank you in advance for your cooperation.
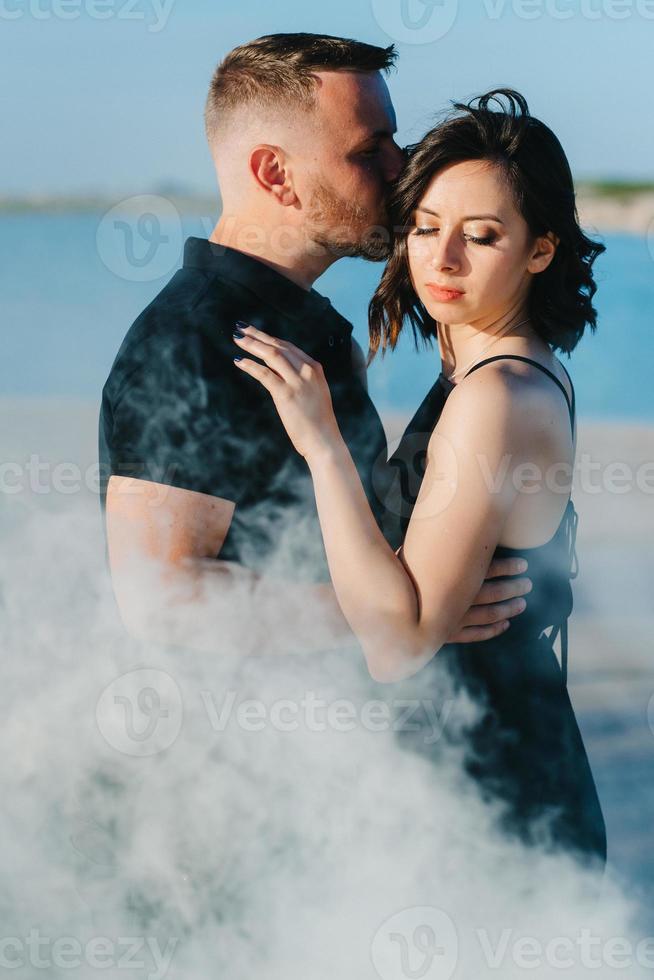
[233,356,243,363]
[233,329,245,339]
[235,320,249,329]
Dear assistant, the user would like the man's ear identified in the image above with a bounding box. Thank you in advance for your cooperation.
[249,145,298,206]
[527,230,559,274]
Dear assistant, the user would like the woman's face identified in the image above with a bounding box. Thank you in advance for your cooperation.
[407,159,555,327]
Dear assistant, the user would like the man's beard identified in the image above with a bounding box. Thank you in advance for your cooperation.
[306,180,393,262]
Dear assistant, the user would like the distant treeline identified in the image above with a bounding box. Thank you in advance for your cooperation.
[2,182,653,213]
[577,180,654,199]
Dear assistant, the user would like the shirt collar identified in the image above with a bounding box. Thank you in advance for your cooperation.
[183,237,351,337]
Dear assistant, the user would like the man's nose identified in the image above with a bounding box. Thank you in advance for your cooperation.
[384,142,408,183]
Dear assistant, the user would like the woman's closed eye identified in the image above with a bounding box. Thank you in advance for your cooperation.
[413,227,497,246]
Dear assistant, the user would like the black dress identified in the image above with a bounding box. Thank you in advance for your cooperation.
[382,355,607,867]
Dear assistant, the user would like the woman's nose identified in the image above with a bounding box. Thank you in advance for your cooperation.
[429,234,461,272]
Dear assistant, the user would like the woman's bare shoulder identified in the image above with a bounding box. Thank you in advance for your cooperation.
[435,356,571,458]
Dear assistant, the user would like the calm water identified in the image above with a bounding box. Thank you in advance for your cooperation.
[2,211,653,420]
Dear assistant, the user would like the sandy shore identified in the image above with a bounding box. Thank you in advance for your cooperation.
[577,190,654,237]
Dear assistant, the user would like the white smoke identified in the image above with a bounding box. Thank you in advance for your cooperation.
[0,400,650,980]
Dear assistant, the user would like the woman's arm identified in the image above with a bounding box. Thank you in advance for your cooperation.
[305,376,522,681]
[233,326,527,682]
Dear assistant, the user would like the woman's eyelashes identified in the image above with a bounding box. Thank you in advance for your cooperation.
[467,234,497,246]
[413,227,497,246]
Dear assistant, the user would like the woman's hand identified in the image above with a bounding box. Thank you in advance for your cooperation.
[233,322,342,460]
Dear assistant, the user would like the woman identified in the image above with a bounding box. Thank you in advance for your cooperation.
[232,90,607,867]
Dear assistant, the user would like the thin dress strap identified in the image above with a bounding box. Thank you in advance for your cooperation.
[557,360,576,433]
[464,354,575,436]
[463,354,578,686]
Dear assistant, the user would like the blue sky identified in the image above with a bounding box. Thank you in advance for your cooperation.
[3,0,652,195]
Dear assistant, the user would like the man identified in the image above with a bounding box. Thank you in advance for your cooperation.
[99,33,531,659]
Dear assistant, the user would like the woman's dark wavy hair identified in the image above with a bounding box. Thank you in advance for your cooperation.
[368,89,605,362]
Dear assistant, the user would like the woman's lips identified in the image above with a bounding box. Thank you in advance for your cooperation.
[425,284,464,302]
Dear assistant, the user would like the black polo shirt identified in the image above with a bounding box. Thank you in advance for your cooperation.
[98,238,390,581]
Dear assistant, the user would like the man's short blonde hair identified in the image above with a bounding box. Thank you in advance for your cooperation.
[204,32,397,143]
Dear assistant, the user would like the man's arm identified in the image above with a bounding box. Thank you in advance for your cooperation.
[106,476,531,656]
[105,476,352,656]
